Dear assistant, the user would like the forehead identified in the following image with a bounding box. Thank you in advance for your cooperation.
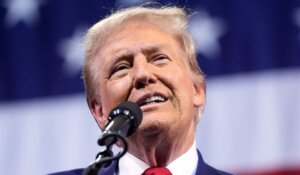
[97,21,183,59]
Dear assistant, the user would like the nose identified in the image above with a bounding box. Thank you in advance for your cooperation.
[132,57,157,89]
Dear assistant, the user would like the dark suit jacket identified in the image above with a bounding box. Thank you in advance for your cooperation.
[48,151,233,175]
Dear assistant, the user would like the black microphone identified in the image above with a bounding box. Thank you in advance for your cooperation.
[98,101,143,146]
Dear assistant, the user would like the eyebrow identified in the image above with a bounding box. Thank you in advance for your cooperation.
[108,44,169,65]
[141,44,167,55]
[108,50,133,68]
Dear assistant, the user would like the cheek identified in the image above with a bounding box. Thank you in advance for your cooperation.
[168,65,194,93]
[158,64,194,108]
[172,68,195,105]
[100,77,132,114]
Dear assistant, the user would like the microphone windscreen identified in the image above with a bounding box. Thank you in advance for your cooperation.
[108,101,143,136]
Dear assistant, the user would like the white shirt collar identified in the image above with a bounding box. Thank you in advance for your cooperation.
[166,141,198,175]
[118,151,149,175]
[118,141,198,175]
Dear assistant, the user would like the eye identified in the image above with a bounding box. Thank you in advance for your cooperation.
[110,63,130,78]
[152,54,170,65]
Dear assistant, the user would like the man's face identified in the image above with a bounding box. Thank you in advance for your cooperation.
[90,21,204,138]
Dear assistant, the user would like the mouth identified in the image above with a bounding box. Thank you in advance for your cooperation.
[136,93,167,107]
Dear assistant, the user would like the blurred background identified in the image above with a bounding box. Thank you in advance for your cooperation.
[1,0,300,174]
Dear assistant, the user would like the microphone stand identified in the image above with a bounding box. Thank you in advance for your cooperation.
[82,132,128,175]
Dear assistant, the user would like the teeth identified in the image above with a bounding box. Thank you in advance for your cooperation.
[143,95,166,105]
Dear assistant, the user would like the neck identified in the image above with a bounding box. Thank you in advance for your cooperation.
[127,124,195,166]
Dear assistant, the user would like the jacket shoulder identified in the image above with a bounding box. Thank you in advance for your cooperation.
[47,161,116,175]
[47,168,84,175]
[196,150,234,175]
[209,164,233,175]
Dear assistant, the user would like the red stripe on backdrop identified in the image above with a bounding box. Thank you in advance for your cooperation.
[239,168,300,175]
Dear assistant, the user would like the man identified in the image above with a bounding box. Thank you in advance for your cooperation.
[50,6,232,175]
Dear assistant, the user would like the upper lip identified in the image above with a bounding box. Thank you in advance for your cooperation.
[135,92,168,107]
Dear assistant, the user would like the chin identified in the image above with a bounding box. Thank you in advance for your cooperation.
[136,120,171,138]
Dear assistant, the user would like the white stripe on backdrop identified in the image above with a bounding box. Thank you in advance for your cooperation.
[197,68,300,173]
[0,94,99,175]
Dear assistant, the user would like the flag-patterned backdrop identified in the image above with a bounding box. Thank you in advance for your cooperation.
[1,0,300,174]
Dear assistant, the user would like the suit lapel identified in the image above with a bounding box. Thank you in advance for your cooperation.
[195,150,220,175]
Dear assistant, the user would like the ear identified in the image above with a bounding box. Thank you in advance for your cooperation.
[88,96,107,130]
[192,80,206,109]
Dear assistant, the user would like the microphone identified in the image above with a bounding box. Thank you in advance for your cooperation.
[98,101,143,146]
[82,102,142,175]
